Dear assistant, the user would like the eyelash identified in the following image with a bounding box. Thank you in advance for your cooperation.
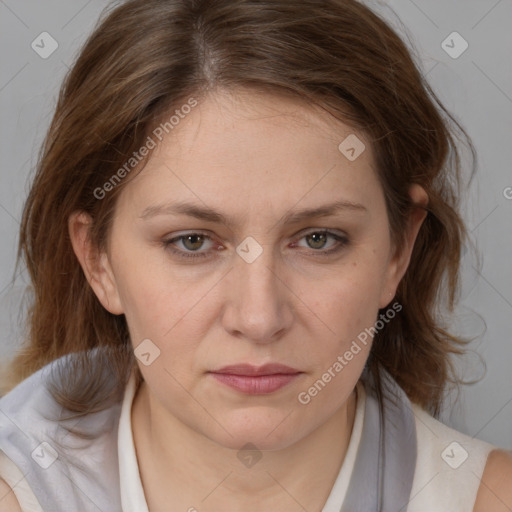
[162,230,349,260]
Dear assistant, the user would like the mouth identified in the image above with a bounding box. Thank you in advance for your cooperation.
[209,364,303,395]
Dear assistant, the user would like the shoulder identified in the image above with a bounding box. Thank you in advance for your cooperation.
[407,403,496,511]
[0,446,44,512]
[0,478,22,512]
[0,349,127,512]
[473,449,512,512]
[411,403,495,462]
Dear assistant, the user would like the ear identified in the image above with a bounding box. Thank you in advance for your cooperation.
[68,211,124,315]
[379,184,428,308]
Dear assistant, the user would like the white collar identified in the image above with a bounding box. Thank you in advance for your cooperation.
[118,372,365,512]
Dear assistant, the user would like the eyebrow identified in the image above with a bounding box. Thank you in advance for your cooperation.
[139,199,367,226]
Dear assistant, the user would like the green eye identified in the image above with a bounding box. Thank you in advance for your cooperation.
[163,229,349,261]
[163,232,215,259]
[181,234,207,251]
[296,230,348,254]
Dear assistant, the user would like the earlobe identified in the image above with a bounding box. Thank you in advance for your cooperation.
[68,211,124,315]
[379,184,429,308]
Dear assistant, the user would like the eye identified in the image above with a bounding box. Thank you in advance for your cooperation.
[163,229,349,261]
[163,232,219,259]
[293,230,348,255]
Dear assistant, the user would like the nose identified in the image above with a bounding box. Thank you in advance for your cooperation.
[220,248,294,344]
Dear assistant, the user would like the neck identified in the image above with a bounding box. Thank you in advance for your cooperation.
[131,380,358,512]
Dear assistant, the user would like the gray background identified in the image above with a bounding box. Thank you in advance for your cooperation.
[0,0,511,449]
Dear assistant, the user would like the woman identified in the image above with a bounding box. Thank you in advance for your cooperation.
[0,0,511,510]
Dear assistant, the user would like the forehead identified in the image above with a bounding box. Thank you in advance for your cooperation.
[115,88,381,221]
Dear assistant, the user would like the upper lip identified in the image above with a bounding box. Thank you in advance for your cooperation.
[211,364,302,376]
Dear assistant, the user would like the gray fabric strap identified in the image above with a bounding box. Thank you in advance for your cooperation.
[340,368,418,512]
[0,350,124,512]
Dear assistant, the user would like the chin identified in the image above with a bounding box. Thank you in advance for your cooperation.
[204,412,305,452]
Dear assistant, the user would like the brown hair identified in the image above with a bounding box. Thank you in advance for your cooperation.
[2,0,473,416]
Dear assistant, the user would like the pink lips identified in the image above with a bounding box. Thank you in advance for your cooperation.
[210,364,302,395]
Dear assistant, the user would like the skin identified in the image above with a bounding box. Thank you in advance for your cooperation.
[473,450,512,511]
[0,480,21,512]
[61,88,511,511]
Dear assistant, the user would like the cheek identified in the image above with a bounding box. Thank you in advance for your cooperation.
[113,253,221,377]
[315,259,387,334]
[120,276,207,347]
[109,249,176,343]
[296,264,383,413]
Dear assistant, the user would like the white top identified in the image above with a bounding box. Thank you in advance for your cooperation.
[0,373,495,512]
[408,402,494,511]
[119,374,366,512]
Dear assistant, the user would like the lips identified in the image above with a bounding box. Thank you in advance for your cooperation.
[209,364,303,395]
[212,363,301,376]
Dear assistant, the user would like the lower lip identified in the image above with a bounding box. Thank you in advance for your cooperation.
[210,373,301,394]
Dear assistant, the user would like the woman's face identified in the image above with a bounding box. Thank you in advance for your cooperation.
[79,89,421,451]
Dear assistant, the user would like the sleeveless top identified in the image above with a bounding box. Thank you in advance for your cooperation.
[0,349,495,511]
